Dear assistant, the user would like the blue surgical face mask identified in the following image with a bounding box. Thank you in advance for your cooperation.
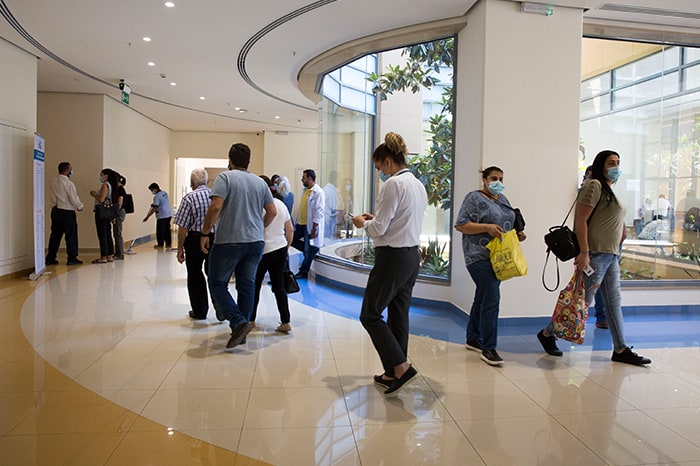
[98,176,104,183]
[151,191,157,196]
[68,171,73,178]
[378,171,391,182]
[605,166,621,183]
[488,181,505,195]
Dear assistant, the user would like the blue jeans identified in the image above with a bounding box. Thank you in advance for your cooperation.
[466,259,501,351]
[594,289,606,323]
[291,224,319,274]
[546,252,627,350]
[207,242,264,331]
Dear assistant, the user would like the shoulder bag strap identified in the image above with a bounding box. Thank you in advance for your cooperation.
[541,250,560,292]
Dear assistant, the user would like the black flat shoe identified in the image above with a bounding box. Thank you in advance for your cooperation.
[188,311,206,320]
[537,330,563,356]
[373,374,394,390]
[384,366,418,397]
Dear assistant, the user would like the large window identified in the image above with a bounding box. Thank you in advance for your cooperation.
[318,39,455,280]
[580,40,700,281]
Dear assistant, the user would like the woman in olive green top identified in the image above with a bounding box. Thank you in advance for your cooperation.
[537,150,651,366]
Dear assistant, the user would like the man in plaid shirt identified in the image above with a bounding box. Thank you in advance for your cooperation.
[174,168,216,320]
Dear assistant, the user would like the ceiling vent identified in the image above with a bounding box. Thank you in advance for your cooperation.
[598,4,700,20]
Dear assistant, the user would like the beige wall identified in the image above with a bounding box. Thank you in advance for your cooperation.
[171,131,265,174]
[453,0,583,317]
[581,39,662,80]
[0,40,37,275]
[38,93,104,250]
[37,93,174,251]
[103,96,172,243]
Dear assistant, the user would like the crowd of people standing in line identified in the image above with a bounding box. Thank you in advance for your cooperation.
[46,138,652,403]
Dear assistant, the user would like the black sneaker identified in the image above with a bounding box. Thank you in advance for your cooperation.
[384,365,418,397]
[294,272,308,279]
[67,259,83,265]
[373,374,393,390]
[480,349,504,366]
[611,347,651,366]
[214,306,226,322]
[226,322,254,349]
[537,330,563,356]
[45,259,59,265]
[188,311,206,320]
[465,340,482,352]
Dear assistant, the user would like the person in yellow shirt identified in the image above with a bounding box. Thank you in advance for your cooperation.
[291,169,324,279]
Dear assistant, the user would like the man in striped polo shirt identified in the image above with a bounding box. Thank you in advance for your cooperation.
[174,168,215,320]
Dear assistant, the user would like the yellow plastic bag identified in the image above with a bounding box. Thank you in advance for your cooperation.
[486,229,528,281]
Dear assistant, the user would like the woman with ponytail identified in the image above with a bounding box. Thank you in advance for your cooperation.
[352,132,428,397]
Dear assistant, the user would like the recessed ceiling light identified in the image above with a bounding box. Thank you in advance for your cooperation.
[143,37,152,42]
[234,107,240,111]
[275,116,280,119]
[199,96,206,100]
[170,82,176,86]
[147,62,155,66]
[164,1,175,7]
[238,109,247,113]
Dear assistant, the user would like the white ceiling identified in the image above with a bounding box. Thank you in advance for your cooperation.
[2,0,700,133]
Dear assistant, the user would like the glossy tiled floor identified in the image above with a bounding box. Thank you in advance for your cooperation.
[1,244,700,465]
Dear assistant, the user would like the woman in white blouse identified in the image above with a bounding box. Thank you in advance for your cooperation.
[352,132,428,397]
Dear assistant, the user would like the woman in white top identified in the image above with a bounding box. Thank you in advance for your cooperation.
[352,132,428,397]
[252,176,294,332]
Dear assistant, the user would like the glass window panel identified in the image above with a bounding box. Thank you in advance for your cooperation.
[580,95,610,118]
[322,77,340,103]
[340,66,371,91]
[340,86,370,112]
[319,41,454,280]
[581,74,700,281]
[613,72,678,108]
[423,84,446,102]
[686,47,700,64]
[684,64,700,90]
[581,73,611,99]
[615,49,678,86]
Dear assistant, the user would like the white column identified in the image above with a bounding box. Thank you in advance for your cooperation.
[451,0,584,317]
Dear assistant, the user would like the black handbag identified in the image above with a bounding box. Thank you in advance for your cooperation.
[96,200,119,220]
[495,200,526,232]
[284,271,300,294]
[542,198,580,291]
[544,225,579,262]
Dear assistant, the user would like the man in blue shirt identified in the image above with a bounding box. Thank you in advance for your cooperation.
[143,182,173,249]
[200,143,276,349]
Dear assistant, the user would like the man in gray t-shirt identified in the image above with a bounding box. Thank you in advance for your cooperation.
[201,143,276,350]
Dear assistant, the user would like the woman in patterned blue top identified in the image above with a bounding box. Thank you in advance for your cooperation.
[455,166,526,366]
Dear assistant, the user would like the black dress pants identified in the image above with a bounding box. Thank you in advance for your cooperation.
[252,246,290,323]
[185,232,214,318]
[156,217,172,247]
[359,246,420,377]
[46,208,79,262]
